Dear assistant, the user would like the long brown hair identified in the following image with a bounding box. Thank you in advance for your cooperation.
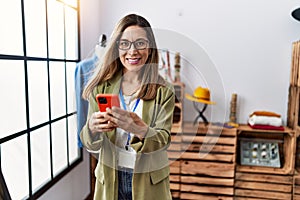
[82,14,164,100]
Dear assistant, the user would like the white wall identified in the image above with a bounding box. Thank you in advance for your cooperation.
[93,0,300,124]
[79,0,104,59]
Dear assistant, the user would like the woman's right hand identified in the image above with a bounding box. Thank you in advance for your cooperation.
[88,111,117,135]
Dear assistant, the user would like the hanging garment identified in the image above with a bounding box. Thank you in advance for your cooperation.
[75,54,98,147]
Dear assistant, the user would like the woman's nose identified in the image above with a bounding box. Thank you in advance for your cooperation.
[128,44,138,54]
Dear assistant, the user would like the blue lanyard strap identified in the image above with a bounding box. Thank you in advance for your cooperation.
[119,90,140,149]
[119,89,140,112]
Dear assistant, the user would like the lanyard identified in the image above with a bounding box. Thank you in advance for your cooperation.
[119,89,140,150]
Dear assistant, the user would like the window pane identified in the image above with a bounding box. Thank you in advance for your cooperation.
[0,60,26,138]
[28,61,49,127]
[31,126,51,192]
[65,7,78,60]
[2,135,29,200]
[49,61,66,119]
[0,0,23,55]
[47,0,64,59]
[52,119,68,176]
[24,0,47,57]
[68,114,79,163]
[66,62,76,113]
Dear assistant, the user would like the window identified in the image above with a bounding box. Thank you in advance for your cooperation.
[0,0,82,199]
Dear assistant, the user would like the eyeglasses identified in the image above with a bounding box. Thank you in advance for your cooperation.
[117,39,149,50]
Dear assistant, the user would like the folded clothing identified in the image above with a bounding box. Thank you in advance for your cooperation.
[248,115,282,127]
[249,111,281,118]
[248,124,284,131]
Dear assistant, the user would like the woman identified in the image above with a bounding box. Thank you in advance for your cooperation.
[80,14,175,200]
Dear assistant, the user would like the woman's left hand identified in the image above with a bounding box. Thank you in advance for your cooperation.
[106,106,148,140]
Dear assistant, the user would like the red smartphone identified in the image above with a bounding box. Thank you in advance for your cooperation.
[96,94,120,112]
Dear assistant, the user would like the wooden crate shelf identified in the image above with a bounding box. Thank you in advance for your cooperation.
[294,174,300,200]
[235,172,293,200]
[287,86,300,129]
[294,134,300,200]
[181,161,235,178]
[168,121,297,199]
[235,125,295,200]
[179,123,237,199]
[236,125,296,175]
[172,82,185,128]
[180,193,234,200]
[168,82,185,199]
[294,130,300,173]
[173,104,182,125]
[168,130,182,197]
[167,123,299,199]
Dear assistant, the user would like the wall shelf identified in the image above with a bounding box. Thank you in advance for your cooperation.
[236,125,296,175]
[177,123,237,199]
[168,123,297,199]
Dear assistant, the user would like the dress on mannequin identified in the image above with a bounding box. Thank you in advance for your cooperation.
[75,34,107,147]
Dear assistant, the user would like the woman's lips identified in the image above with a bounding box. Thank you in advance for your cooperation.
[127,58,141,65]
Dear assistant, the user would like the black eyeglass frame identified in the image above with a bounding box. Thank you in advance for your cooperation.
[116,39,149,50]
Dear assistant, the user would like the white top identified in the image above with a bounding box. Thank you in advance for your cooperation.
[116,95,143,169]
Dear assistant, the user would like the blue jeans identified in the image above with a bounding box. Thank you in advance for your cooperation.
[118,168,133,200]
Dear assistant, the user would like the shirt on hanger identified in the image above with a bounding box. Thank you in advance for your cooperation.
[75,54,98,147]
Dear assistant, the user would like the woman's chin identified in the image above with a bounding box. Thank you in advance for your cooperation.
[124,65,143,72]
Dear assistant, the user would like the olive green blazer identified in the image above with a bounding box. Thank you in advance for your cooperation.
[80,70,175,200]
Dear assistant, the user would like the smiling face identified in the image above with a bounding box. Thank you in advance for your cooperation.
[118,25,150,73]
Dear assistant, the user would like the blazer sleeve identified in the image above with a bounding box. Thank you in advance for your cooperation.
[79,85,105,152]
[132,82,175,153]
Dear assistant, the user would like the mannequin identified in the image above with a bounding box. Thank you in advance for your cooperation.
[95,34,107,57]
[98,34,107,48]
[75,34,107,148]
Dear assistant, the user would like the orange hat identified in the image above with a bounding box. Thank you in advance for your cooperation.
[185,87,216,105]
